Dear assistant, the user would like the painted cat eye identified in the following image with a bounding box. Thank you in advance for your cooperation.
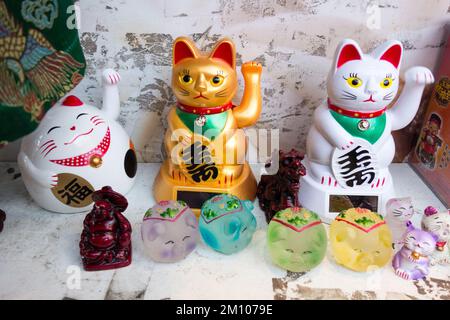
[210,75,224,86]
[345,76,362,88]
[179,74,193,85]
[380,77,393,88]
[165,240,175,245]
[76,113,88,119]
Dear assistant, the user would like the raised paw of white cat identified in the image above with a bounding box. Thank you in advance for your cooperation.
[404,66,434,85]
[102,69,121,85]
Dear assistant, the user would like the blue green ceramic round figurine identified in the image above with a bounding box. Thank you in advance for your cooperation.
[199,194,257,255]
[267,207,327,272]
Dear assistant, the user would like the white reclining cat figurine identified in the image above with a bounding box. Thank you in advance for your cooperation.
[306,39,434,189]
[18,69,137,213]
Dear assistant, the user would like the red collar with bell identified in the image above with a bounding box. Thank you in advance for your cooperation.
[177,101,234,116]
[328,99,387,119]
[50,127,110,168]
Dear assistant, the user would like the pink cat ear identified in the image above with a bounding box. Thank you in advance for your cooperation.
[424,206,438,217]
[335,40,362,68]
[377,42,402,69]
[173,37,198,65]
[210,39,236,69]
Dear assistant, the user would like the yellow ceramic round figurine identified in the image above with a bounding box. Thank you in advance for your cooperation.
[330,208,393,272]
[153,36,263,215]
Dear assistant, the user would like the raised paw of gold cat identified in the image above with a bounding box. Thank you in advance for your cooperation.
[241,61,263,77]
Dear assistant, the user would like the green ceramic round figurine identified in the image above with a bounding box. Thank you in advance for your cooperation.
[199,194,256,255]
[267,207,327,272]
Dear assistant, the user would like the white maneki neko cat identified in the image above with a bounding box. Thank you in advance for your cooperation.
[18,69,137,213]
[301,39,434,217]
[307,39,434,187]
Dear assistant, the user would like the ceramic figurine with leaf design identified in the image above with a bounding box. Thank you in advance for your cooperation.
[141,200,198,263]
[153,37,262,215]
[79,186,132,271]
[18,69,137,213]
[267,207,327,272]
[392,221,437,280]
[300,39,434,221]
[330,208,393,272]
[199,194,256,255]
[421,206,450,265]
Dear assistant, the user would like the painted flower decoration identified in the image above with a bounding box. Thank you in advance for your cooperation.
[203,208,217,220]
[144,208,153,218]
[354,216,375,227]
[160,207,178,219]
[226,199,240,211]
[287,216,308,227]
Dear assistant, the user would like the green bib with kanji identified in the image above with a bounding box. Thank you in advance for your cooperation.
[330,110,386,144]
[176,108,229,141]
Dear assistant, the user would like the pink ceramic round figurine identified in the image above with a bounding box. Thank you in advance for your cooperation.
[141,200,198,263]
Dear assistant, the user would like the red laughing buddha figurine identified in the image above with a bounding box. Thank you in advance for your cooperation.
[79,186,132,271]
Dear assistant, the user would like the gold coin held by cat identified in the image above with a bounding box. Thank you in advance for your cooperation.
[90,155,103,168]
[51,173,95,208]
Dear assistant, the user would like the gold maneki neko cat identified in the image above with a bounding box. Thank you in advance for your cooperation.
[154,37,263,214]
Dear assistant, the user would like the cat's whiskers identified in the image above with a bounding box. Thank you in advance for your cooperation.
[383,92,394,101]
[343,90,357,98]
[215,89,228,98]
[39,140,54,151]
[177,87,190,96]
[43,145,57,158]
[341,90,357,100]
[92,118,104,126]
[41,142,56,154]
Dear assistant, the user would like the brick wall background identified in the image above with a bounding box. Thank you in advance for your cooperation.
[0,0,448,162]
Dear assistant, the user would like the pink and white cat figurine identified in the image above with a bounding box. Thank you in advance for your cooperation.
[306,39,434,190]
[18,69,137,213]
[421,206,450,265]
[385,197,415,250]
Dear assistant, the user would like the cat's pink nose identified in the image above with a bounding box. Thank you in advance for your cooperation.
[70,126,76,131]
